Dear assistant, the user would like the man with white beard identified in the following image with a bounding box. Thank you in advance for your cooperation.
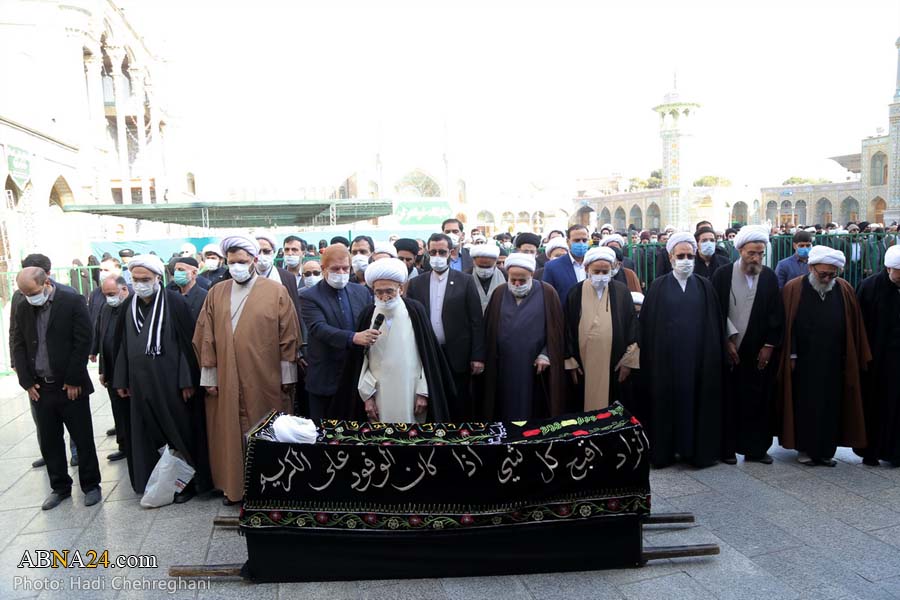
[777,245,871,467]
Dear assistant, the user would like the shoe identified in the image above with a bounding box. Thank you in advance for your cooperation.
[107,451,126,462]
[42,491,71,511]
[106,428,116,437]
[222,497,241,506]
[174,488,195,504]
[862,457,879,467]
[84,487,102,507]
[721,456,738,465]
[797,453,815,466]
[815,458,837,467]
[32,458,46,468]
[747,454,773,464]
[70,455,79,467]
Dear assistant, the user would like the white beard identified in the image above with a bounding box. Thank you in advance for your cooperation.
[808,272,835,298]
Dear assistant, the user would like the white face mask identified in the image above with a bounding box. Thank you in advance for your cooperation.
[327,272,350,289]
[204,258,221,271]
[284,255,301,268]
[375,296,402,312]
[105,294,124,307]
[229,262,253,283]
[590,273,611,289]
[509,279,533,298]
[26,288,49,306]
[447,233,460,249]
[610,266,620,277]
[473,265,495,279]
[133,281,158,299]
[673,258,694,277]
[351,255,369,273]
[257,254,274,273]
[430,256,449,272]
[304,274,322,287]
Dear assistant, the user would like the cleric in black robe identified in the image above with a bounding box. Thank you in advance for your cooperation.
[328,265,455,423]
[112,255,204,500]
[711,226,784,464]
[640,232,726,468]
[855,245,900,466]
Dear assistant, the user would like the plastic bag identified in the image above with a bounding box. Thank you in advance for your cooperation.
[140,444,196,508]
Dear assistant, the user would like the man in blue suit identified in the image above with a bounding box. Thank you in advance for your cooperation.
[541,224,591,305]
[299,244,374,419]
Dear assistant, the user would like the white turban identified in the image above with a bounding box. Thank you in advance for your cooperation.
[733,225,769,249]
[127,254,164,276]
[470,243,500,259]
[201,243,223,257]
[666,232,698,254]
[885,245,900,269]
[365,257,408,286]
[504,252,536,273]
[600,234,626,248]
[808,245,845,269]
[221,236,259,257]
[631,291,645,306]
[180,243,197,256]
[255,235,277,252]
[583,247,617,267]
[544,237,569,256]
[373,242,398,258]
[600,223,613,232]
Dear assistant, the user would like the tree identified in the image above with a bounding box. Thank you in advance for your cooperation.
[628,177,647,192]
[781,176,832,185]
[693,175,731,187]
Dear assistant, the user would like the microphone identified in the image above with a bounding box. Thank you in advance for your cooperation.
[365,313,386,358]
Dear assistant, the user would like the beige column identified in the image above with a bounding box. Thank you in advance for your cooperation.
[128,65,151,204]
[106,45,131,204]
[83,48,111,203]
[145,83,166,203]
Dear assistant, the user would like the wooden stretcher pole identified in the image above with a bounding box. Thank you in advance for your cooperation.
[643,512,696,525]
[642,544,720,562]
[213,516,240,528]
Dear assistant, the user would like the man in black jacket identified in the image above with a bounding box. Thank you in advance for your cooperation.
[406,233,485,420]
[13,267,101,510]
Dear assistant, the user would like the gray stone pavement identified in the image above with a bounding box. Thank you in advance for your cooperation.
[0,370,898,600]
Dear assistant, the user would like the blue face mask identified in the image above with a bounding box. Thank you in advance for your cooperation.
[173,271,190,287]
[700,241,716,257]
[797,247,810,258]
[570,242,589,258]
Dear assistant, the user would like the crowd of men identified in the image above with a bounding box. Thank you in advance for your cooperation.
[8,216,900,512]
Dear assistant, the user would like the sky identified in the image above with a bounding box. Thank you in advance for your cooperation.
[126,0,900,204]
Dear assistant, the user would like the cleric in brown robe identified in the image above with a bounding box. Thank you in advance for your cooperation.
[192,235,301,504]
[777,245,871,467]
[482,252,567,421]
[564,246,639,413]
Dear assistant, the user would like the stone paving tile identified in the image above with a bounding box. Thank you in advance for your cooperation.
[361,579,450,600]
[649,467,714,499]
[868,523,900,549]
[440,575,534,600]
[519,570,625,599]
[619,572,713,599]
[280,581,360,599]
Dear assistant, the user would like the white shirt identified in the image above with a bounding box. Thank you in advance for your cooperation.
[429,270,449,345]
[571,256,586,283]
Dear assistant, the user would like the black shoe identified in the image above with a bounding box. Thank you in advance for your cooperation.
[106,428,116,437]
[174,489,195,504]
[32,458,46,468]
[862,457,880,467]
[222,497,241,506]
[747,453,774,464]
[42,491,71,511]
[722,456,738,465]
[84,487,102,507]
[814,458,837,467]
[70,455,79,467]
[107,451,126,462]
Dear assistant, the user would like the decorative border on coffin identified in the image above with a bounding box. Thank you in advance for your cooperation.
[240,493,651,531]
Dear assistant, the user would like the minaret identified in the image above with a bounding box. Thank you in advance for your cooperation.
[653,76,700,230]
[887,36,900,224]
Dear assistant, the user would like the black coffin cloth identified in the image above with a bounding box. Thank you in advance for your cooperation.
[239,403,651,582]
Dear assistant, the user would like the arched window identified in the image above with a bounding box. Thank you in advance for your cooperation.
[871,152,888,186]
[599,207,611,226]
[647,203,661,229]
[816,198,833,225]
[614,207,626,231]
[49,176,74,207]
[577,206,594,227]
[871,197,886,224]
[731,201,748,225]
[629,205,643,230]
[795,200,807,225]
[840,196,859,224]
[395,169,441,197]
[186,172,196,195]
[780,200,793,225]
[766,201,777,223]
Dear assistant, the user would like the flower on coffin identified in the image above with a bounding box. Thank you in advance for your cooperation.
[268,511,282,523]
[460,514,474,526]
[607,498,621,511]
[315,512,329,524]
[408,515,423,527]
[364,513,378,525]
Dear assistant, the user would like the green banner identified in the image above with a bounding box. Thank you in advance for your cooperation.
[6,145,30,189]
[394,200,452,226]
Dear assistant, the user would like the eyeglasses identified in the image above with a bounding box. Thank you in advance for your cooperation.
[674,253,695,260]
[428,249,450,257]
[374,288,399,299]
[259,249,274,255]
[812,267,838,280]
[303,270,322,277]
